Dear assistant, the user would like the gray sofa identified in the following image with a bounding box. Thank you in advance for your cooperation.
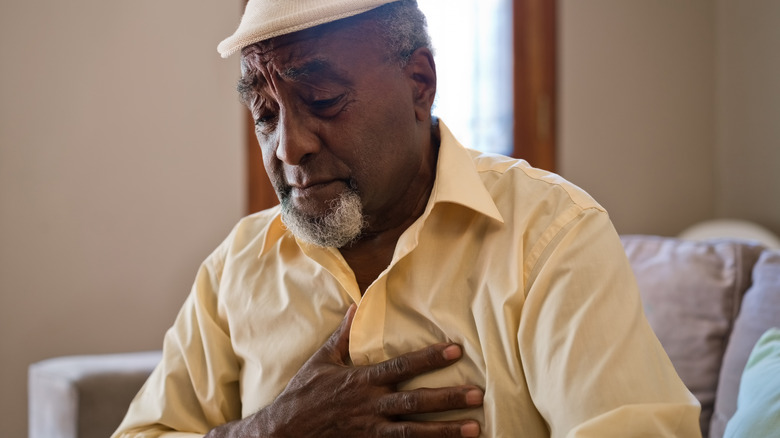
[28,351,161,438]
[29,235,780,438]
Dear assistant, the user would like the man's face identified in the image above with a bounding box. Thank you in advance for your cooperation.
[239,20,435,246]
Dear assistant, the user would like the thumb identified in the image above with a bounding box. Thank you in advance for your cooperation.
[319,304,356,365]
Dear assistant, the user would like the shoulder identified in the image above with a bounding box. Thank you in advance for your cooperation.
[208,205,284,265]
[466,151,618,275]
[231,205,283,243]
[469,150,605,215]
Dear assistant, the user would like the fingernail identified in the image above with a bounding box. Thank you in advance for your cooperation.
[461,422,480,437]
[466,389,484,406]
[442,344,461,360]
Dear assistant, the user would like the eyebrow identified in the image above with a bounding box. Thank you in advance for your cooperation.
[281,59,331,80]
[281,59,352,88]
[237,58,353,105]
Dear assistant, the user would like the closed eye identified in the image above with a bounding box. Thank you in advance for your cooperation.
[255,115,276,125]
[310,95,344,110]
[254,111,278,135]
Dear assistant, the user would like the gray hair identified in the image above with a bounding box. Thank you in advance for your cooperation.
[238,1,432,102]
[361,0,433,65]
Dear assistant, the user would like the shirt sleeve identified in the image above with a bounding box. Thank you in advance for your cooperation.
[111,240,241,438]
[518,206,702,438]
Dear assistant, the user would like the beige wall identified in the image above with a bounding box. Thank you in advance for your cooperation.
[559,0,780,238]
[716,0,780,234]
[0,1,243,436]
[559,0,717,236]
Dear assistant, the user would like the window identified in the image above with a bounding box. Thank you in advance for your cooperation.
[417,0,514,155]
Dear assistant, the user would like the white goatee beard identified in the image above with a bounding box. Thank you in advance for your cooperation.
[281,189,367,248]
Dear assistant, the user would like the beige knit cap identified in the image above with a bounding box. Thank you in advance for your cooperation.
[218,0,400,58]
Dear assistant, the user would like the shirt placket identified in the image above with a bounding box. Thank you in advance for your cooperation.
[350,274,389,365]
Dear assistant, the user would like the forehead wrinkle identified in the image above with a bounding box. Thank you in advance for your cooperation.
[280,58,354,90]
[240,38,360,106]
[282,59,330,81]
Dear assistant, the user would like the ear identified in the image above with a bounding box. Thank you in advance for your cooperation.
[403,48,437,122]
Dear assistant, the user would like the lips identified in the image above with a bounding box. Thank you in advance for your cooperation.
[291,177,339,190]
[290,179,347,200]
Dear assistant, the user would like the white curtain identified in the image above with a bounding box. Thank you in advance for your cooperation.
[417,0,513,155]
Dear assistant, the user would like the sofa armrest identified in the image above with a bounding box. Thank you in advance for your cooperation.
[29,351,161,438]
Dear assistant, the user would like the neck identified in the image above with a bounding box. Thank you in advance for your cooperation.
[341,122,441,294]
[339,222,411,294]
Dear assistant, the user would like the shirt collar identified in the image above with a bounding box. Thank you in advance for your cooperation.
[258,207,285,257]
[430,120,504,223]
[258,118,504,256]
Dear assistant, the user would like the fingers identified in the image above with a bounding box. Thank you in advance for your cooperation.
[368,343,463,385]
[376,420,481,438]
[376,385,484,417]
[316,304,357,365]
[276,306,483,437]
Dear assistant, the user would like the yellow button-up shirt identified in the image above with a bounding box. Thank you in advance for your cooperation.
[114,121,701,437]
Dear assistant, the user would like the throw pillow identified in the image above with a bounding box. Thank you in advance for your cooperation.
[712,249,780,437]
[723,328,780,438]
[621,235,764,436]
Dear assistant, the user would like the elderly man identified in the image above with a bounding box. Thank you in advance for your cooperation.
[113,1,701,437]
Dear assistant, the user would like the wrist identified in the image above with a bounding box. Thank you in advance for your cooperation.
[204,411,272,438]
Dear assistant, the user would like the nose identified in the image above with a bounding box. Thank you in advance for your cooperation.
[275,109,321,165]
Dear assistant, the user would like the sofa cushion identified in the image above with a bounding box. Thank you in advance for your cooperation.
[711,249,780,437]
[621,235,764,437]
[722,328,780,438]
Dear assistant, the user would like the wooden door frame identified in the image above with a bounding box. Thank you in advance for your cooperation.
[513,0,557,172]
